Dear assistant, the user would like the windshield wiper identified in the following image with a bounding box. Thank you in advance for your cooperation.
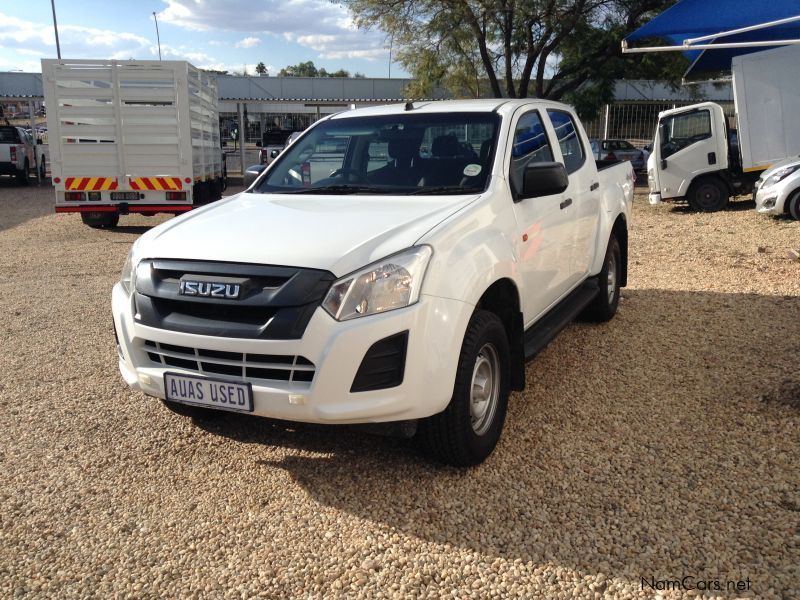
[408,186,484,195]
[277,184,386,195]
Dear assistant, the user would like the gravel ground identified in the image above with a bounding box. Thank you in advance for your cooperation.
[1,183,798,599]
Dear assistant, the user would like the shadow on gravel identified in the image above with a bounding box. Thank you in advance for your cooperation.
[0,178,52,232]
[669,198,756,214]
[192,288,800,598]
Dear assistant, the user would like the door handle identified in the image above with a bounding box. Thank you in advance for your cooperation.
[560,198,572,210]
[590,182,599,191]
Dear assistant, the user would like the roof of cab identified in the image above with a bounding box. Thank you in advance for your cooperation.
[328,98,564,119]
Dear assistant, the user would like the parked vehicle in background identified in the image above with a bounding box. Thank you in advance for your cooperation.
[590,139,645,171]
[42,59,227,228]
[0,125,46,183]
[648,44,800,212]
[112,99,634,466]
[754,157,800,220]
[259,129,304,165]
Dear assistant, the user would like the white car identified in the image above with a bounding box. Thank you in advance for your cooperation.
[113,99,634,465]
[754,157,800,219]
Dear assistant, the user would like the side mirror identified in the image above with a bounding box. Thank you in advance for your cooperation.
[520,162,568,199]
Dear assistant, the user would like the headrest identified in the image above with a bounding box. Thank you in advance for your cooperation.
[431,134,461,157]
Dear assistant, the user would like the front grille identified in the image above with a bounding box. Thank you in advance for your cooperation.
[134,259,335,340]
[143,339,315,384]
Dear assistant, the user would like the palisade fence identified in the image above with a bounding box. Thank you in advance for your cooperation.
[580,101,736,149]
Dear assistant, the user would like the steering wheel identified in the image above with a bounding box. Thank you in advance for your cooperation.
[328,168,368,183]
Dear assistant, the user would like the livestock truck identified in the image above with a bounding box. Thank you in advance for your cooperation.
[42,59,226,228]
[647,44,800,212]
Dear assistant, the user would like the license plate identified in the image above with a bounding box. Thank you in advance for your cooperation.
[111,192,140,201]
[164,372,253,413]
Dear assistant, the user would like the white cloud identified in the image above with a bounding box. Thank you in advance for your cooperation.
[235,36,260,49]
[158,0,389,61]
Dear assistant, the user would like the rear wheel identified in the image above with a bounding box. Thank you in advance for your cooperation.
[582,235,621,322]
[16,160,29,185]
[80,211,119,228]
[38,159,46,180]
[418,310,510,467]
[688,177,729,212]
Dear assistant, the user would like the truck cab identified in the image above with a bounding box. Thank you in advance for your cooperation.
[646,102,750,211]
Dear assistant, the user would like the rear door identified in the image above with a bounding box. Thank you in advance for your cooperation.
[546,108,600,284]
[507,108,576,325]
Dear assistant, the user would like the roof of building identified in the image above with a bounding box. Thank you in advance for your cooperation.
[0,69,734,104]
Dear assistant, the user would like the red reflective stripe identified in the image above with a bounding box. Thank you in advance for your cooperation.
[143,178,157,191]
[109,179,118,190]
[172,177,182,189]
[157,177,170,190]
[56,206,118,213]
[92,178,104,191]
[129,179,140,190]
[64,177,74,188]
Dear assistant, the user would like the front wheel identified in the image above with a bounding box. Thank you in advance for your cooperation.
[688,177,729,212]
[39,159,46,180]
[787,192,800,221]
[581,235,621,322]
[418,310,510,467]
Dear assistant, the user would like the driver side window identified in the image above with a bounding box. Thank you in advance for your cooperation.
[660,110,712,159]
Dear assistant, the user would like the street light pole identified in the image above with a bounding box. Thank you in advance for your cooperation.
[50,0,61,59]
[152,12,162,60]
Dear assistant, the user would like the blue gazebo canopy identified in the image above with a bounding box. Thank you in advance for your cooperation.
[625,1,800,74]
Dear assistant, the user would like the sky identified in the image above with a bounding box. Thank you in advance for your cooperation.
[0,0,405,77]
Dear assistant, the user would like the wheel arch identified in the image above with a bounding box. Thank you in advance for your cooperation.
[474,278,525,391]
[611,214,628,287]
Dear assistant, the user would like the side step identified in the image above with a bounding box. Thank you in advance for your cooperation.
[523,278,599,360]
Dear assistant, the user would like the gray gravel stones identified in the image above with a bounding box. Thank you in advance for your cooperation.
[0,185,798,599]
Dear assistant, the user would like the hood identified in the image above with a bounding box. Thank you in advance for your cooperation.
[760,155,800,180]
[137,191,479,276]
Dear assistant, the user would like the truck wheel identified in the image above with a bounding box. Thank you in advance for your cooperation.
[582,235,621,322]
[16,160,29,185]
[688,177,729,212]
[418,310,510,467]
[787,192,800,221]
[162,400,222,421]
[80,212,119,228]
[39,159,46,180]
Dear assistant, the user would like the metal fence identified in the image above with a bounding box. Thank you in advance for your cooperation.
[581,101,735,148]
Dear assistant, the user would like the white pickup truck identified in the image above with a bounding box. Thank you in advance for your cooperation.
[0,125,46,183]
[113,99,634,466]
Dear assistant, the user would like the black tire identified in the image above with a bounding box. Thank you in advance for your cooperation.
[688,177,729,212]
[582,235,621,322]
[39,159,46,180]
[162,399,222,420]
[80,212,119,228]
[418,310,511,467]
[787,192,800,221]
[16,160,29,185]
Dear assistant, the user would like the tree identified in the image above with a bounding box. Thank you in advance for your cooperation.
[342,0,686,110]
[255,62,268,75]
[277,61,365,78]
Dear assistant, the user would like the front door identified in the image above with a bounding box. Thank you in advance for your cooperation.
[657,107,717,199]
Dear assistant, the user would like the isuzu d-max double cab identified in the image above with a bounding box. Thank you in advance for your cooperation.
[113,99,634,466]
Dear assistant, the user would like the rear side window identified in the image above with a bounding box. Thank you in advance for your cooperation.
[0,128,20,143]
[547,109,584,174]
[509,111,554,195]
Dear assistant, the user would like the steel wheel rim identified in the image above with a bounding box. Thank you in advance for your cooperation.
[697,184,720,210]
[607,252,617,303]
[470,343,500,436]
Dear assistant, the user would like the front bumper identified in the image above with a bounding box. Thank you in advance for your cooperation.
[754,185,783,215]
[112,283,474,424]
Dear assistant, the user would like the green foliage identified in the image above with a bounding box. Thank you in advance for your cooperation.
[342,0,687,114]
[255,62,268,75]
[277,61,365,78]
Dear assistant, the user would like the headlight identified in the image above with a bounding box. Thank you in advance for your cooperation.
[322,246,433,321]
[120,246,138,295]
[764,164,800,188]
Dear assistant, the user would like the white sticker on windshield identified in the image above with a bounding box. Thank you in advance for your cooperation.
[463,164,482,177]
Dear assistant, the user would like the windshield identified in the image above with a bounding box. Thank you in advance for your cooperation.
[256,112,500,195]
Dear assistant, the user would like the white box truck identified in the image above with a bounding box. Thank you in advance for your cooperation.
[42,59,227,228]
[647,44,800,212]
